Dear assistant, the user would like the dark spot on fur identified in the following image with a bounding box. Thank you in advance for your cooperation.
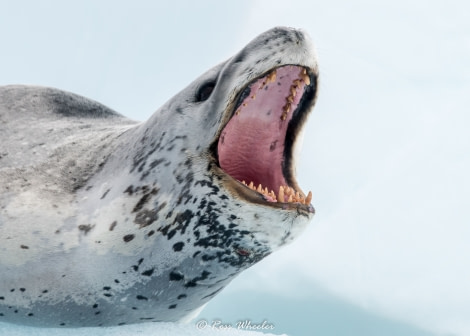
[0,297,4,300]
[136,295,148,301]
[103,286,111,291]
[20,288,25,292]
[123,234,135,242]
[93,304,98,309]
[149,158,165,168]
[132,258,144,272]
[184,270,211,288]
[114,279,120,284]
[100,188,111,199]
[109,221,117,231]
[124,185,134,195]
[147,230,155,237]
[173,242,184,252]
[78,224,94,235]
[168,304,177,309]
[135,209,159,228]
[20,245,29,249]
[141,268,154,277]
[95,311,101,315]
[132,187,159,213]
[42,290,48,294]
[103,293,112,297]
[169,271,184,281]
[177,294,187,300]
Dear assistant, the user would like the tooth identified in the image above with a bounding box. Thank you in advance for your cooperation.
[249,182,254,189]
[284,103,291,113]
[293,79,301,86]
[251,94,256,100]
[272,71,277,81]
[303,75,310,85]
[279,186,285,203]
[242,103,247,107]
[301,68,307,76]
[286,95,294,103]
[290,87,297,97]
[270,190,276,201]
[242,180,246,185]
[284,186,290,196]
[306,191,312,204]
[264,187,268,195]
[257,184,262,193]
[288,195,293,203]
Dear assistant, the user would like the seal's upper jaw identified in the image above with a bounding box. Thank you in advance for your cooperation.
[213,64,317,213]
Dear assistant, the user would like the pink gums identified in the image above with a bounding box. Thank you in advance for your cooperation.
[217,65,307,195]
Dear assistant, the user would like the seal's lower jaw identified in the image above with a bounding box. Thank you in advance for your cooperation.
[215,65,317,213]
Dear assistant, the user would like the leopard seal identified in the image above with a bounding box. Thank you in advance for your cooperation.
[0,26,318,327]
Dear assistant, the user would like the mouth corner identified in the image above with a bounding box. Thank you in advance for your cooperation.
[211,64,317,212]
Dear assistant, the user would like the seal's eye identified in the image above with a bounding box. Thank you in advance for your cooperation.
[196,81,216,102]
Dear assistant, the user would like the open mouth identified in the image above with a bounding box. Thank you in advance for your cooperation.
[215,65,316,210]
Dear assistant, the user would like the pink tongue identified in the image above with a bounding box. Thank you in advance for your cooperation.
[217,65,307,194]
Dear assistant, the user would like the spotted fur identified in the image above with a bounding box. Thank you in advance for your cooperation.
[0,27,318,327]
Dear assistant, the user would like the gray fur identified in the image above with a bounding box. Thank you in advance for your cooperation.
[0,27,318,327]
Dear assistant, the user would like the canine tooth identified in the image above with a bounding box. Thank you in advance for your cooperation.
[278,186,285,203]
[303,75,310,85]
[306,191,312,204]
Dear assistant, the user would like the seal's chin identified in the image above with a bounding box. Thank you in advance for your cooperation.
[216,65,316,211]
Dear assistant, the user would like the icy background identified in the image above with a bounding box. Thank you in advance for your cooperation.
[1,1,469,336]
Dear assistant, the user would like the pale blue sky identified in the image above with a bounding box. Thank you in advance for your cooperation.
[1,1,470,336]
